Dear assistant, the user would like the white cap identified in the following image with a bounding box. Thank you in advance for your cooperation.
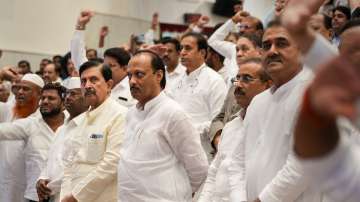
[21,73,45,88]
[63,77,81,90]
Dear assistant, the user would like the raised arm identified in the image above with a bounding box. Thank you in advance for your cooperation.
[208,11,249,60]
[293,56,360,201]
[0,117,31,141]
[71,10,93,70]
[96,26,109,59]
[281,0,324,53]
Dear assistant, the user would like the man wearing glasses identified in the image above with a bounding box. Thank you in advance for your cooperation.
[199,57,272,202]
[228,20,323,202]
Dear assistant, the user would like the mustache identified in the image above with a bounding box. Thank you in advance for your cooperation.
[130,86,140,92]
[234,87,245,97]
[265,54,282,64]
[84,88,96,96]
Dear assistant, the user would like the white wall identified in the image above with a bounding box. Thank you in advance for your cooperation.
[0,0,271,70]
[244,0,274,21]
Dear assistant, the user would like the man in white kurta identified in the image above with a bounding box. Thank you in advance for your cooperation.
[171,32,227,160]
[199,58,272,202]
[60,61,127,202]
[0,82,66,201]
[228,23,324,202]
[161,37,186,93]
[160,37,186,96]
[36,77,88,202]
[0,73,44,202]
[282,1,360,200]
[118,50,208,201]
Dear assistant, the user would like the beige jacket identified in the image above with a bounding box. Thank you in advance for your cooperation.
[61,98,127,202]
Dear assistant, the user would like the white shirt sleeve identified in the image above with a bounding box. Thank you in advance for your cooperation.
[198,152,221,202]
[227,130,247,202]
[302,34,338,70]
[259,119,359,202]
[208,19,237,60]
[0,102,11,122]
[298,121,360,202]
[0,118,30,141]
[38,164,50,180]
[70,30,88,71]
[208,79,227,123]
[144,29,155,45]
[258,151,310,202]
[166,110,209,193]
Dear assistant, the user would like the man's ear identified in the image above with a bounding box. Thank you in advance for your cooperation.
[106,79,114,93]
[200,48,207,59]
[155,69,164,84]
[265,79,273,88]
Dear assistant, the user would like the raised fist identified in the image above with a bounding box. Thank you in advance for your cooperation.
[99,26,109,37]
[77,10,94,27]
[232,11,250,24]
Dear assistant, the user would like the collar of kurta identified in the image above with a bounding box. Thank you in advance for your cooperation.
[65,111,86,126]
[86,96,112,124]
[270,67,312,99]
[166,63,185,77]
[112,76,129,92]
[218,66,227,74]
[136,91,165,115]
[186,63,206,79]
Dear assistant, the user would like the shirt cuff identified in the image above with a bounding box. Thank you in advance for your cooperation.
[296,136,350,187]
[37,175,49,180]
[302,34,338,70]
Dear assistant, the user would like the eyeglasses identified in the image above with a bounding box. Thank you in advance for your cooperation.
[231,75,259,84]
[238,24,250,30]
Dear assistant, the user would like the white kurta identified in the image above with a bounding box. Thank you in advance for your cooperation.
[0,102,27,202]
[198,115,245,202]
[217,66,231,87]
[164,63,186,97]
[0,115,58,201]
[170,64,227,160]
[297,118,360,202]
[38,114,85,202]
[229,68,325,202]
[110,76,136,108]
[118,92,208,202]
[61,98,127,202]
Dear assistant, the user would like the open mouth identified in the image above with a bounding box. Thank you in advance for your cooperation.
[130,87,140,94]
[234,88,245,97]
[17,97,25,101]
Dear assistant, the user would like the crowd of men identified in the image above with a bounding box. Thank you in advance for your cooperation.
[0,0,359,201]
